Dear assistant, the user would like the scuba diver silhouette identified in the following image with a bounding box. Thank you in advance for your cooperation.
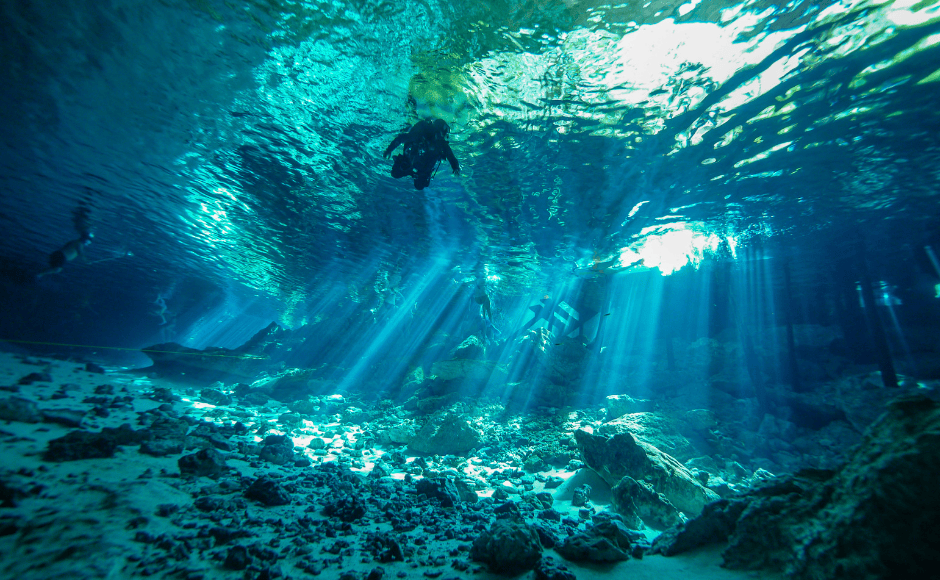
[37,204,94,279]
[384,118,460,190]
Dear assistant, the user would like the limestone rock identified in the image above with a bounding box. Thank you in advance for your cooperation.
[611,476,683,530]
[140,438,185,457]
[682,409,718,432]
[454,478,479,503]
[450,335,485,360]
[322,494,366,522]
[574,428,717,516]
[0,397,41,423]
[17,372,52,385]
[245,476,292,507]
[140,342,268,381]
[40,408,86,428]
[654,394,940,579]
[416,477,460,508]
[778,395,940,578]
[44,425,144,462]
[605,395,655,420]
[470,519,542,574]
[534,556,576,580]
[651,497,750,556]
[409,413,481,455]
[833,373,923,432]
[178,448,228,479]
[571,484,591,507]
[380,422,417,445]
[200,388,232,405]
[598,412,696,461]
[555,533,629,563]
[259,434,295,465]
[266,369,317,403]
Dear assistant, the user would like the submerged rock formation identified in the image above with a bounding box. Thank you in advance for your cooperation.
[653,394,940,579]
[597,412,696,461]
[611,476,683,530]
[470,518,543,574]
[408,412,482,455]
[574,428,718,517]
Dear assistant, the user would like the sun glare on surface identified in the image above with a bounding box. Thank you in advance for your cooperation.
[619,222,725,275]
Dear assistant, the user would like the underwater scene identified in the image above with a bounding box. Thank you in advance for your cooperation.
[2,0,940,578]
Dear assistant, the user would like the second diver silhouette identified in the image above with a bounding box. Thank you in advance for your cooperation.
[37,204,94,279]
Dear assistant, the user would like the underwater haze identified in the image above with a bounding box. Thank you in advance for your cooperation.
[2,0,939,370]
[2,0,940,577]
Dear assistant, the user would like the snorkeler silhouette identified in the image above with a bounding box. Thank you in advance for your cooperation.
[37,204,94,279]
[384,118,460,190]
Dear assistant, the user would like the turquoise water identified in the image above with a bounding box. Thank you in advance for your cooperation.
[0,0,939,394]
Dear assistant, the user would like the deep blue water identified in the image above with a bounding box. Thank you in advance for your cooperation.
[1,0,939,397]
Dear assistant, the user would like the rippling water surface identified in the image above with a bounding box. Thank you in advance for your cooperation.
[1,0,939,346]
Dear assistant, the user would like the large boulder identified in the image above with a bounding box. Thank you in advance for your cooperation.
[554,516,641,563]
[378,421,418,445]
[832,372,924,432]
[259,435,296,465]
[449,335,486,360]
[574,429,717,516]
[44,425,145,462]
[415,477,460,508]
[139,416,189,457]
[0,397,42,423]
[555,534,628,563]
[598,412,696,461]
[409,413,481,456]
[605,395,655,420]
[245,476,292,507]
[611,476,683,530]
[470,519,542,574]
[651,497,750,556]
[653,394,940,579]
[178,448,228,479]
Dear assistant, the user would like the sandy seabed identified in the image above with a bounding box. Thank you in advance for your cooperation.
[0,351,780,580]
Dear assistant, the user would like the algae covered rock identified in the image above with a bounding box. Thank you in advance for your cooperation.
[409,413,481,455]
[449,335,486,360]
[178,447,228,479]
[379,422,418,445]
[611,476,683,530]
[44,425,145,462]
[470,518,542,574]
[259,434,295,465]
[0,397,42,423]
[605,394,655,420]
[555,516,642,564]
[555,534,629,563]
[598,412,696,461]
[574,428,717,516]
[653,394,940,580]
[245,476,292,507]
